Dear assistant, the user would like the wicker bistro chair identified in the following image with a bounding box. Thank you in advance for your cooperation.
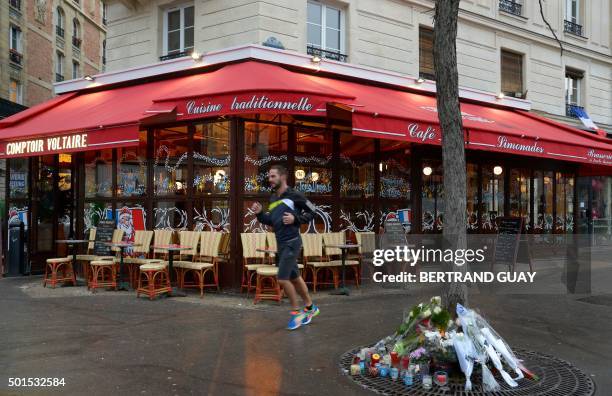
[265,232,277,264]
[122,230,161,287]
[136,261,172,300]
[75,228,115,281]
[301,233,342,292]
[153,229,174,258]
[43,257,76,288]
[110,229,125,255]
[240,232,272,295]
[254,266,282,304]
[170,230,199,286]
[175,232,223,297]
[323,231,360,287]
[89,259,119,292]
[216,232,231,265]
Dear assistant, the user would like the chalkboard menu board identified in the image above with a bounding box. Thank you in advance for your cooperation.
[494,217,523,268]
[382,218,408,248]
[93,220,115,256]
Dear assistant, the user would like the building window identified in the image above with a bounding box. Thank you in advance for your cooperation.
[102,39,106,65]
[565,68,583,117]
[9,0,21,10]
[56,52,65,82]
[501,49,523,97]
[9,79,23,104]
[56,7,65,37]
[419,26,435,80]
[564,0,582,36]
[306,1,347,62]
[9,25,22,64]
[499,0,522,16]
[102,1,108,25]
[161,3,194,60]
[72,61,80,79]
[72,18,81,48]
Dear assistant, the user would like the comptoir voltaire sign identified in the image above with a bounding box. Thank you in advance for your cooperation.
[3,133,88,156]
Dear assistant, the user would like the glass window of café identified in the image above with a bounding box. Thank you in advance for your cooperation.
[481,164,505,232]
[379,140,411,232]
[509,168,531,231]
[295,127,333,196]
[117,130,147,197]
[421,160,443,233]
[154,126,189,196]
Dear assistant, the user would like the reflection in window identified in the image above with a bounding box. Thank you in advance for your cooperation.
[379,141,411,199]
[466,163,478,231]
[243,200,331,233]
[154,201,188,230]
[482,165,505,232]
[422,161,444,233]
[85,149,112,198]
[555,173,574,232]
[534,171,553,233]
[510,169,531,231]
[8,205,28,227]
[154,126,189,195]
[194,200,230,232]
[9,158,28,199]
[118,131,147,197]
[194,122,230,194]
[339,133,374,198]
[295,128,332,195]
[244,122,287,193]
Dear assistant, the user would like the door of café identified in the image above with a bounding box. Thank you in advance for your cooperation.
[28,154,75,273]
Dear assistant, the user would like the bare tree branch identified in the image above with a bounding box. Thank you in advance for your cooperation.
[539,0,564,57]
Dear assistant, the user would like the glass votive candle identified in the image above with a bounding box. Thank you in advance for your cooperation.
[390,367,399,380]
[422,374,433,389]
[403,370,414,386]
[434,371,448,386]
[350,364,361,376]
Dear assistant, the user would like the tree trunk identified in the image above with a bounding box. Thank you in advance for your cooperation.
[433,0,468,312]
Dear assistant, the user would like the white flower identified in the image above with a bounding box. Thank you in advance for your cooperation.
[433,306,441,315]
[422,309,432,318]
[431,296,442,305]
[409,311,414,318]
[418,303,423,309]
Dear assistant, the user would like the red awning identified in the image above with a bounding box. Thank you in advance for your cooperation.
[0,59,609,167]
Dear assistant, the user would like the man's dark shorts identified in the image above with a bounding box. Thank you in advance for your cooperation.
[277,237,302,280]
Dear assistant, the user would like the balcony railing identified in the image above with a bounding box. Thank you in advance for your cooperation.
[566,103,584,118]
[56,73,64,82]
[499,0,522,16]
[159,49,193,61]
[564,20,583,36]
[72,36,82,48]
[56,26,64,38]
[9,0,21,10]
[9,49,22,65]
[307,45,348,63]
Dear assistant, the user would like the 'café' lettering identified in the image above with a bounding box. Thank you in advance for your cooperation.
[5,133,88,156]
[408,123,436,142]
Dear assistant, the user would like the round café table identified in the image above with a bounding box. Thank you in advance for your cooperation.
[103,242,141,291]
[56,239,91,285]
[150,244,192,297]
[325,243,360,296]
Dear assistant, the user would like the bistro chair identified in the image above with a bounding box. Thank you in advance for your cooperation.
[176,231,222,297]
[240,232,271,295]
[354,231,376,285]
[301,233,340,292]
[89,259,118,292]
[153,229,173,259]
[110,229,125,255]
[216,232,231,265]
[171,230,201,286]
[75,228,114,281]
[43,257,76,288]
[136,261,172,300]
[123,230,161,287]
[254,266,281,304]
[323,231,360,287]
[265,232,277,264]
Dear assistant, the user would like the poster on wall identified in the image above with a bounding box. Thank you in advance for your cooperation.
[104,207,146,244]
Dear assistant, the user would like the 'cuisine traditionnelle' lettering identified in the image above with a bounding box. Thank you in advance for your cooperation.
[5,134,88,155]
[184,95,314,115]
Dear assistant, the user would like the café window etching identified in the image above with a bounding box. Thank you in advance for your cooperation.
[194,201,230,232]
[84,202,111,234]
[85,149,112,198]
[243,122,288,194]
[154,126,189,196]
[340,205,375,233]
[162,3,194,58]
[154,202,188,230]
[295,128,333,195]
[117,131,147,197]
[339,133,374,199]
[194,122,230,195]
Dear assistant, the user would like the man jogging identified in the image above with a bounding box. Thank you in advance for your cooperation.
[250,165,320,330]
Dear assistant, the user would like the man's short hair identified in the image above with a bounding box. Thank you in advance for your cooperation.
[269,164,288,176]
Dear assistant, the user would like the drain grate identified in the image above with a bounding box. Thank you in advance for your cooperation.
[339,346,595,396]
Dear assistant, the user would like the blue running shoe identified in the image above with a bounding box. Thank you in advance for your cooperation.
[302,305,320,325]
[287,310,307,330]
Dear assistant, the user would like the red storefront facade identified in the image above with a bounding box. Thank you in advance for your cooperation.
[1,45,610,284]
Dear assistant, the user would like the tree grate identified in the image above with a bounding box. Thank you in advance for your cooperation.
[339,346,596,396]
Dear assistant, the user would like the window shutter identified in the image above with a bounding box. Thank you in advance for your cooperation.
[419,27,435,79]
[501,50,523,96]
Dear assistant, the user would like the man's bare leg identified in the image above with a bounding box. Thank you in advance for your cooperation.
[290,276,312,307]
[279,280,300,310]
